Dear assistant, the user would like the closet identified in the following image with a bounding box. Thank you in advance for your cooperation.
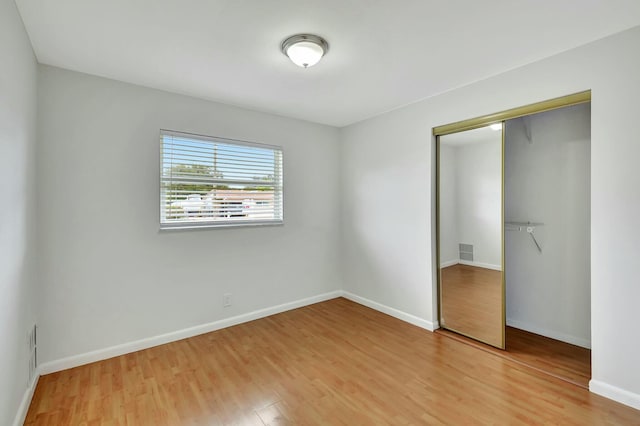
[435,93,591,386]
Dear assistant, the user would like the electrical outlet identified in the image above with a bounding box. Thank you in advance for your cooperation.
[223,293,232,307]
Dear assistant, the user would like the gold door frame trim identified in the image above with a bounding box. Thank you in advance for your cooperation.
[433,91,591,136]
[500,123,506,349]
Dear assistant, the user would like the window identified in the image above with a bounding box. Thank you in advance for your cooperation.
[160,130,283,229]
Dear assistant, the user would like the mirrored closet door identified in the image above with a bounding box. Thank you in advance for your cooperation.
[437,124,505,349]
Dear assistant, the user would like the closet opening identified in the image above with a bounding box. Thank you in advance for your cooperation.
[434,93,591,388]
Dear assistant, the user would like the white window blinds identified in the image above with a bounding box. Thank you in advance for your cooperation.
[160,130,283,229]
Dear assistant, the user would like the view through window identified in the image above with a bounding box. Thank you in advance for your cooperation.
[160,130,283,228]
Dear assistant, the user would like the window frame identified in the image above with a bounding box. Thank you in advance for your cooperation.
[159,129,284,230]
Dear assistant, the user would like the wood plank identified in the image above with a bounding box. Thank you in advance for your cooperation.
[25,298,639,425]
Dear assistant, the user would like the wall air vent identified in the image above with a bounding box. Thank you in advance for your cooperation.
[459,243,474,262]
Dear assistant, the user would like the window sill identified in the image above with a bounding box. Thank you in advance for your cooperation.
[159,220,284,231]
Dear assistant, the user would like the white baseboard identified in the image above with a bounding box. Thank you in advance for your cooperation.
[38,289,440,376]
[13,374,40,426]
[39,290,342,375]
[342,291,438,331]
[590,380,640,410]
[459,260,502,271]
[441,259,502,271]
[18,290,640,414]
[506,318,591,349]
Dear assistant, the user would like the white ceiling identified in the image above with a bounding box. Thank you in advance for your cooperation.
[15,0,640,127]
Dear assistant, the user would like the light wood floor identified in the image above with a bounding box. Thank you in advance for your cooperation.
[440,264,503,347]
[26,298,639,425]
[437,326,591,388]
[439,263,591,388]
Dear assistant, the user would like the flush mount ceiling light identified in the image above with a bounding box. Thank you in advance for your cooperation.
[281,34,329,68]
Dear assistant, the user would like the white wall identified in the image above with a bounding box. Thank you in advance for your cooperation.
[341,25,640,407]
[456,138,502,269]
[0,0,38,424]
[439,137,502,269]
[505,104,591,348]
[36,66,342,364]
[438,144,458,265]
